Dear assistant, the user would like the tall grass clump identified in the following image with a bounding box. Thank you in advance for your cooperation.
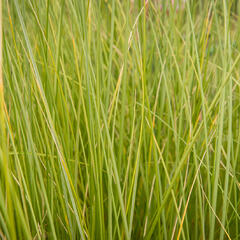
[1,0,240,239]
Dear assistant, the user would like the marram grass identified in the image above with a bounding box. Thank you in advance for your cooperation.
[1,0,240,239]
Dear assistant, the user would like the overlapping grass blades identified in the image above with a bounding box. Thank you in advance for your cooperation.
[1,0,240,239]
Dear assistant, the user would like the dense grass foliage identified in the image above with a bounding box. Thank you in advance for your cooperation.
[1,0,240,239]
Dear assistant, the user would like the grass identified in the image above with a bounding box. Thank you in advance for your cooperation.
[1,0,240,239]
